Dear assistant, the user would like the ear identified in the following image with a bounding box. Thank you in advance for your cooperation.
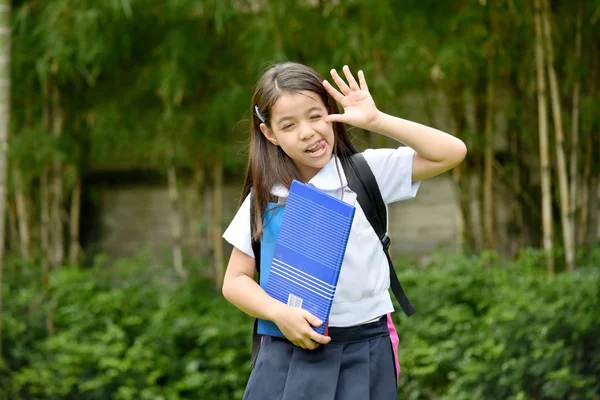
[260,123,279,146]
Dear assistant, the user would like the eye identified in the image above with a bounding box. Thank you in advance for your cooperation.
[310,115,322,120]
[282,123,294,131]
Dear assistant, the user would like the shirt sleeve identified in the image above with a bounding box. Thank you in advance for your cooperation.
[362,146,421,204]
[222,193,254,258]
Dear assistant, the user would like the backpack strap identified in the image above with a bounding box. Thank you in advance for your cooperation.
[248,154,416,365]
[342,153,416,317]
[249,190,262,367]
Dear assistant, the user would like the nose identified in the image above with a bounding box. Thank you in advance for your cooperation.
[298,122,315,141]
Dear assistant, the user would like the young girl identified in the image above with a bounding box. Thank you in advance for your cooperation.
[222,62,466,400]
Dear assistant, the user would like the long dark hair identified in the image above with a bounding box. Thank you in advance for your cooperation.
[241,62,358,240]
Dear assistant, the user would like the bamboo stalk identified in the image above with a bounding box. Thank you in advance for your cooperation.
[483,57,496,251]
[192,164,207,257]
[542,0,575,272]
[212,161,225,289]
[68,171,82,266]
[50,83,64,269]
[569,2,583,247]
[13,166,30,258]
[580,152,589,245]
[168,161,187,279]
[580,44,599,245]
[509,124,525,256]
[448,89,475,252]
[474,76,487,254]
[533,0,555,275]
[7,196,17,252]
[0,0,10,359]
[40,168,50,283]
[589,177,599,244]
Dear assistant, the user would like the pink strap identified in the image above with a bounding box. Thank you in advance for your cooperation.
[386,313,400,380]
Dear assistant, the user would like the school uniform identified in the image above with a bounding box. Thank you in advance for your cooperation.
[223,147,420,400]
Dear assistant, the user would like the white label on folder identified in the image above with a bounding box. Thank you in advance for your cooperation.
[287,294,303,308]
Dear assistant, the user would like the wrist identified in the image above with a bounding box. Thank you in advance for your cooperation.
[266,300,288,323]
[366,110,387,133]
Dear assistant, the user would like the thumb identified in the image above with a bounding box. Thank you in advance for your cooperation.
[325,114,347,123]
[303,311,323,327]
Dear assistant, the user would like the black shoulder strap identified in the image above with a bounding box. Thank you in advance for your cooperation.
[342,153,416,317]
[249,190,262,366]
[248,156,416,366]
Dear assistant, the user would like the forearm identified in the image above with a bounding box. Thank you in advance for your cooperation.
[222,274,285,321]
[369,111,465,162]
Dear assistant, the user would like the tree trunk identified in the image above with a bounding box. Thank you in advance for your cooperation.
[507,69,526,255]
[534,0,555,276]
[7,196,17,252]
[0,0,10,360]
[50,83,64,269]
[569,2,583,247]
[580,143,590,245]
[581,43,599,246]
[68,171,82,266]
[483,51,496,251]
[13,165,30,258]
[40,168,50,280]
[589,177,599,244]
[448,89,475,252]
[542,0,575,272]
[212,161,224,289]
[40,168,54,334]
[167,161,187,279]
[192,163,208,256]
[474,76,487,253]
[451,166,475,252]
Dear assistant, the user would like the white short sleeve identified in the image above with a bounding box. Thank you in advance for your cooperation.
[362,146,421,204]
[222,193,254,258]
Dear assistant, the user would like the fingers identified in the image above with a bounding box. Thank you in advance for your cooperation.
[322,79,345,104]
[357,69,369,92]
[304,311,323,327]
[342,65,360,91]
[330,68,351,95]
[325,113,347,124]
[310,330,332,345]
[294,332,330,350]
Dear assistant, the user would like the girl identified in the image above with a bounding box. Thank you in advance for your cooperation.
[222,62,466,400]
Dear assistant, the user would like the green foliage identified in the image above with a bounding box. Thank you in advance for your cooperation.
[2,255,252,400]
[393,251,600,399]
[10,0,600,184]
[2,250,599,399]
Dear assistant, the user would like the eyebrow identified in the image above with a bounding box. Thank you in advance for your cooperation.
[276,106,324,125]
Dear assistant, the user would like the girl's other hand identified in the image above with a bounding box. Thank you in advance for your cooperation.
[272,304,332,350]
[323,65,381,131]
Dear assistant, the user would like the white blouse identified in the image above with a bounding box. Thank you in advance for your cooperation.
[223,147,420,327]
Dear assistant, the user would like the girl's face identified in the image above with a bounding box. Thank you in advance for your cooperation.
[260,91,334,182]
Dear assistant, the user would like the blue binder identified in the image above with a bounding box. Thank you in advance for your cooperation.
[257,180,356,337]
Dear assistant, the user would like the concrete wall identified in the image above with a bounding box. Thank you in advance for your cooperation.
[90,174,461,263]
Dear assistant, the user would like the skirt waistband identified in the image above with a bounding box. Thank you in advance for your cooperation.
[327,315,389,344]
[272,315,389,345]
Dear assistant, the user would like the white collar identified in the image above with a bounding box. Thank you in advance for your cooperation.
[271,155,348,198]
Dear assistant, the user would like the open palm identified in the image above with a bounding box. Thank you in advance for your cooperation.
[323,65,380,130]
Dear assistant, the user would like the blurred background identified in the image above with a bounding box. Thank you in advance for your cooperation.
[1,0,599,399]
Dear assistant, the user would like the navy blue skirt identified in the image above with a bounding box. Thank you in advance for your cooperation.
[243,316,398,400]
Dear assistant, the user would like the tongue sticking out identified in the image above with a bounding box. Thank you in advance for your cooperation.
[307,140,325,154]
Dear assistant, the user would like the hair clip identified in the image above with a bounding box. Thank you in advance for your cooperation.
[254,105,266,123]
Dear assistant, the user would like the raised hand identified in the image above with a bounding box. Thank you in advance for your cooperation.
[323,65,381,130]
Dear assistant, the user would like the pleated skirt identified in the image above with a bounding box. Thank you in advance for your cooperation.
[242,315,399,400]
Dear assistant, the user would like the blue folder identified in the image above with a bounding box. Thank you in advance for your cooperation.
[257,180,356,337]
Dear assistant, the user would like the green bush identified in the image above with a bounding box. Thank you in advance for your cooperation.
[393,251,600,400]
[2,255,252,400]
[1,249,598,399]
